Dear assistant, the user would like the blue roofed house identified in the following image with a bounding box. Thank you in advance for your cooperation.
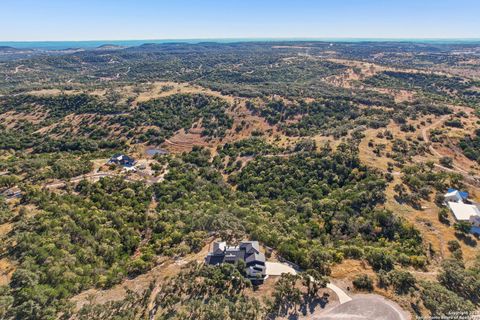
[205,241,267,284]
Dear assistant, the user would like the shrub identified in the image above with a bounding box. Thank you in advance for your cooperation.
[438,208,450,224]
[340,246,364,259]
[388,270,416,295]
[352,274,373,292]
[439,157,453,168]
[447,240,461,253]
[366,248,394,271]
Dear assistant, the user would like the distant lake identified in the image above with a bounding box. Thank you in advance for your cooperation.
[2,38,480,50]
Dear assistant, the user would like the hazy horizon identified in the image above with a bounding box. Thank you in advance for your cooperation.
[1,0,479,42]
[2,37,480,51]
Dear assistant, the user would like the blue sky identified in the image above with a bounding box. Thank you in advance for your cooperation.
[0,0,479,41]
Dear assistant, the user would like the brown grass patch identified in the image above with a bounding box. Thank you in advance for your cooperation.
[0,258,15,286]
[331,259,374,280]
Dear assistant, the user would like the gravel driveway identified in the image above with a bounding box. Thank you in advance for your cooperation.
[265,261,297,276]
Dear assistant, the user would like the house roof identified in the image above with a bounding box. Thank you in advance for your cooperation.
[111,153,125,159]
[213,241,226,254]
[205,255,225,265]
[205,241,266,277]
[245,252,265,264]
[110,154,136,166]
[239,241,260,253]
[447,201,480,221]
[224,250,245,262]
[446,189,469,200]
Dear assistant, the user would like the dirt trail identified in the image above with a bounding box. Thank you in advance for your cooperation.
[13,65,24,74]
[44,172,137,189]
[44,170,166,190]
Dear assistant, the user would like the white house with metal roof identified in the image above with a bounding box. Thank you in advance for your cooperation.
[444,189,480,227]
